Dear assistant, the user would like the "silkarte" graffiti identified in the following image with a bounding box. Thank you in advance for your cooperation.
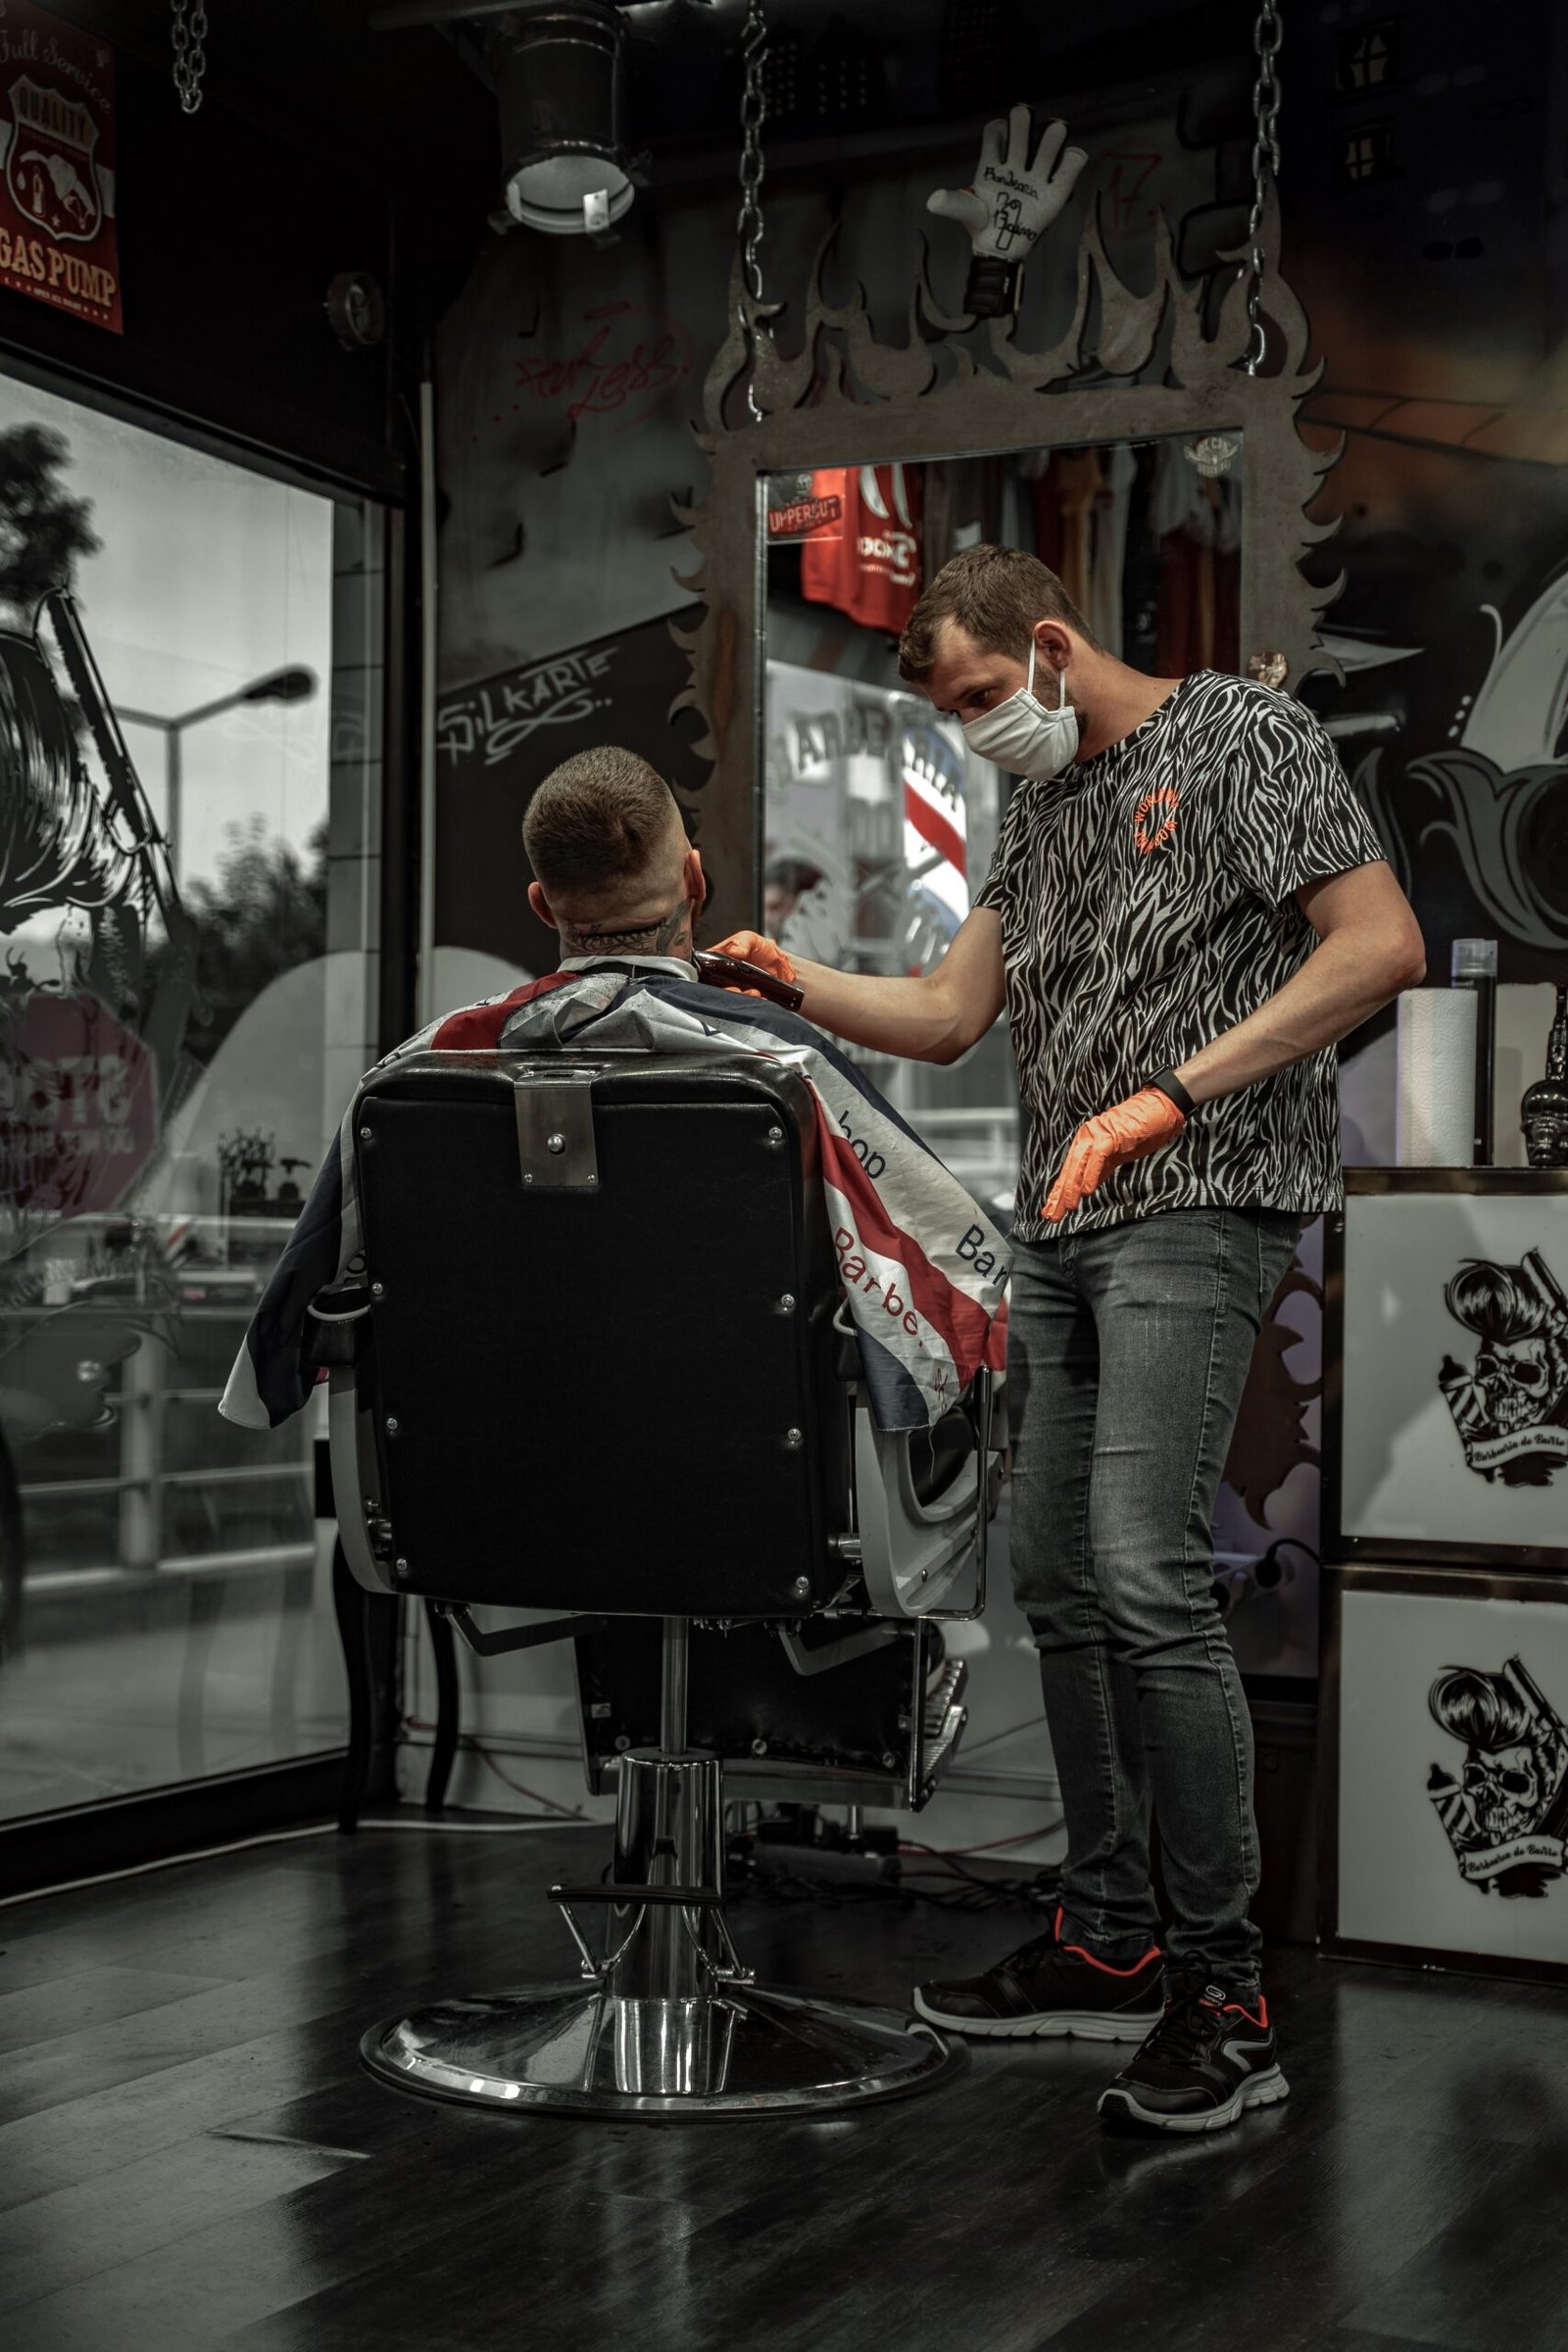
[437,644,618,770]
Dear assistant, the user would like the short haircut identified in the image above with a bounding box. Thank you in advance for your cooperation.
[898,543,1100,683]
[522,746,678,897]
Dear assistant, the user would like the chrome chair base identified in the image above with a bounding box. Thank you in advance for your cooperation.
[360,1982,963,2120]
[360,1698,962,2120]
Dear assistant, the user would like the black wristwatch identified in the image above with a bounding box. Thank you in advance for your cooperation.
[964,255,1023,318]
[1148,1067,1197,1118]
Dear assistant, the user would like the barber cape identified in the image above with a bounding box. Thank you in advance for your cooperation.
[220,958,1009,1436]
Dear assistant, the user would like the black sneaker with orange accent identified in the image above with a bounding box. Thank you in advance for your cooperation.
[912,1909,1164,2042]
[1097,1974,1289,2132]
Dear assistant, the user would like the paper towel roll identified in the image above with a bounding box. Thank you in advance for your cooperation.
[1396,989,1476,1165]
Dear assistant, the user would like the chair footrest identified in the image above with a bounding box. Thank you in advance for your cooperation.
[549,1882,723,1909]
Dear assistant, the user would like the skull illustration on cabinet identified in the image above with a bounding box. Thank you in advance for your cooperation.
[1439,1249,1568,1485]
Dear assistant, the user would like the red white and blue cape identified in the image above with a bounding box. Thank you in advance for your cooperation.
[219,959,1009,1436]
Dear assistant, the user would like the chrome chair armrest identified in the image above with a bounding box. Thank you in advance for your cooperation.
[853,1365,997,1621]
[328,1365,399,1598]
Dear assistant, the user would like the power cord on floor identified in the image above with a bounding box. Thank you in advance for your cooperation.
[724,1810,1065,1915]
[0,1811,593,1908]
[729,1858,1061,1914]
[403,1718,588,1819]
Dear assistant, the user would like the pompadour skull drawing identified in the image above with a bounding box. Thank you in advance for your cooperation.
[1438,1249,1568,1486]
[1427,1657,1568,1900]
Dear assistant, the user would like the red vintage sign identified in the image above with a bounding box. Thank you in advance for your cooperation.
[766,491,844,541]
[0,4,120,333]
[1,992,156,1218]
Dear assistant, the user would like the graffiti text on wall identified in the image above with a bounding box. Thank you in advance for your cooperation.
[437,645,618,771]
[513,301,694,433]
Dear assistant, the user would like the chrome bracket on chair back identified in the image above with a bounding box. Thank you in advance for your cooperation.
[514,1068,600,1191]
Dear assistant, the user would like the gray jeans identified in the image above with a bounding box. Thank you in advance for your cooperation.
[1007,1205,1303,1982]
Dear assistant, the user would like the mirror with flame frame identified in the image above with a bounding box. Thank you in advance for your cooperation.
[680,159,1338,1225]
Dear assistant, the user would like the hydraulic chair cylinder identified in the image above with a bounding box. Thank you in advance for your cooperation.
[607,1749,727,2001]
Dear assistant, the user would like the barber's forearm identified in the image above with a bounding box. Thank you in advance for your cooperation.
[790,957,973,1064]
[1173,931,1419,1108]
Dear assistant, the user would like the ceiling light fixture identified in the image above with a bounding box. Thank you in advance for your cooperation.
[372,0,738,237]
[490,2,634,236]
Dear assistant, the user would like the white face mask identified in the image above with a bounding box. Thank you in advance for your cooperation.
[961,639,1080,780]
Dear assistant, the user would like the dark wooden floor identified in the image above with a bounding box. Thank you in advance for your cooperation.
[1,1822,1565,2352]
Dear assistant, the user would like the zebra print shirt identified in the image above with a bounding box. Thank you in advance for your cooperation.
[975,669,1387,1242]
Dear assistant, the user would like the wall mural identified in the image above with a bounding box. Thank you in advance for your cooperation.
[1289,7,1568,987]
[1312,498,1568,989]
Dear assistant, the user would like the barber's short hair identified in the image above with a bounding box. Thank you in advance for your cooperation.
[898,543,1100,683]
[522,746,679,896]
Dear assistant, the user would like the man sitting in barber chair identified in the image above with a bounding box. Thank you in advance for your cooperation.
[220,740,1006,1839]
[221,742,1006,1470]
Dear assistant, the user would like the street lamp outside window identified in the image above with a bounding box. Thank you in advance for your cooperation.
[118,666,318,879]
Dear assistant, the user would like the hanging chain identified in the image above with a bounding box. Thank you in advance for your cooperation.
[172,0,209,116]
[737,0,767,304]
[1241,0,1283,373]
[736,0,768,416]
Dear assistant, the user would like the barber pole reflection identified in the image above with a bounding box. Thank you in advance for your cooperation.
[901,724,969,974]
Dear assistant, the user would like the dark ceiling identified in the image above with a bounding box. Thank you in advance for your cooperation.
[61,0,1257,193]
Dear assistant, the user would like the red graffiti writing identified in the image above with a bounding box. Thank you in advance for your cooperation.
[514,301,694,431]
[1103,150,1161,237]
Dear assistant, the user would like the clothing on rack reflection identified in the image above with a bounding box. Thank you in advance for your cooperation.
[923,456,1004,576]
[1151,437,1242,677]
[802,465,924,634]
[1020,446,1138,659]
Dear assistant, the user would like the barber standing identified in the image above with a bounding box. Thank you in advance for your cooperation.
[716,543,1424,2133]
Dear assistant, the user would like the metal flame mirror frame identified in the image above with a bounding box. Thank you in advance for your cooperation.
[675,192,1343,923]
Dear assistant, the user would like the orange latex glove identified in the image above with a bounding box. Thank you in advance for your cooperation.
[1042,1088,1187,1222]
[708,930,797,989]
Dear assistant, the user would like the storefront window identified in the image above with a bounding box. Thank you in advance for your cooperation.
[762,439,1243,1218]
[0,376,383,1819]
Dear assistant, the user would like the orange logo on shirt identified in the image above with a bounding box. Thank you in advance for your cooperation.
[1134,785,1179,854]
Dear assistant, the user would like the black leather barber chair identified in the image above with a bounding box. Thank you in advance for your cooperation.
[323,1045,1001,2119]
